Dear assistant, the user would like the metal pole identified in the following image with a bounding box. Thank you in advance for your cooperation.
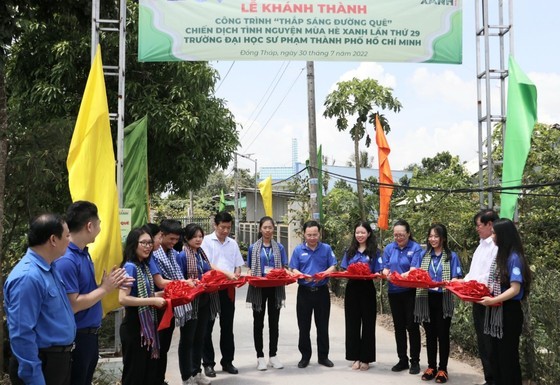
[234,153,239,239]
[116,0,126,206]
[91,0,99,63]
[254,158,258,240]
[306,61,319,221]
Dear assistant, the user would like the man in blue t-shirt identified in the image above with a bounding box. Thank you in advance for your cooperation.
[5,214,76,385]
[55,201,130,385]
[289,220,337,369]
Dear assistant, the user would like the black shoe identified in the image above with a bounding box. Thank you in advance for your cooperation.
[391,360,409,372]
[409,361,421,375]
[203,365,216,378]
[298,359,310,368]
[222,364,238,374]
[318,358,334,367]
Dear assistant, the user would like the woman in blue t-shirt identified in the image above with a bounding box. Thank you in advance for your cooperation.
[119,227,167,385]
[479,218,531,385]
[412,224,463,383]
[246,216,289,371]
[382,219,423,374]
[341,221,382,371]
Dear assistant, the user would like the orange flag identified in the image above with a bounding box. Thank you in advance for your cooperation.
[375,114,394,230]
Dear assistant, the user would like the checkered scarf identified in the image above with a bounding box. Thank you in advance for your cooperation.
[136,261,160,359]
[245,238,285,312]
[153,246,192,325]
[484,257,504,338]
[414,250,454,323]
[182,245,220,320]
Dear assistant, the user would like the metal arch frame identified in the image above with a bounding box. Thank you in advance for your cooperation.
[475,0,513,209]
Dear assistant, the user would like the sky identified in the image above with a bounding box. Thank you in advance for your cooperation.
[211,2,559,175]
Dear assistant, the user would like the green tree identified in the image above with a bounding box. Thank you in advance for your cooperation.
[394,151,477,255]
[323,78,402,220]
[3,0,240,256]
[346,149,373,168]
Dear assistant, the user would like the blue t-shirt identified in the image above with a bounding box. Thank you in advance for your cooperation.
[55,242,103,328]
[341,249,383,273]
[383,240,423,293]
[123,261,155,299]
[247,242,288,276]
[177,249,212,279]
[4,249,76,385]
[413,250,463,292]
[289,242,337,287]
[503,252,525,300]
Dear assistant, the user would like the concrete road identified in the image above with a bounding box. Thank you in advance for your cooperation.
[164,283,484,385]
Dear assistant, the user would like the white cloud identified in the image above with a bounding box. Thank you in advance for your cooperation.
[529,71,560,124]
[410,67,476,111]
[389,120,479,169]
[331,62,397,90]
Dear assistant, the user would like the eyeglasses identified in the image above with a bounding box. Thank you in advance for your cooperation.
[139,241,154,248]
[393,233,408,239]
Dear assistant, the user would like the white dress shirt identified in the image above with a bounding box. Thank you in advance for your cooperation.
[201,232,244,273]
[464,236,498,286]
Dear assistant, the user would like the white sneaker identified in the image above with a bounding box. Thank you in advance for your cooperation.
[269,356,284,369]
[257,357,268,371]
[183,378,197,385]
[195,372,211,385]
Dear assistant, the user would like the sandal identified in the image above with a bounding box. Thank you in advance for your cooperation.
[351,361,360,370]
[435,370,448,383]
[422,367,436,381]
[359,362,370,371]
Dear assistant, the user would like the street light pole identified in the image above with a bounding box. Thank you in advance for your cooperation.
[235,152,258,242]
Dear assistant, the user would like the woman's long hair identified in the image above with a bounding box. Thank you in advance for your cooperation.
[346,221,378,259]
[425,223,452,262]
[492,218,531,298]
[121,227,153,267]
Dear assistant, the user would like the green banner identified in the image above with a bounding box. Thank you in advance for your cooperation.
[139,0,462,63]
[124,116,149,229]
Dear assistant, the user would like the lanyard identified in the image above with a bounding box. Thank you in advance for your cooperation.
[430,254,443,277]
[263,246,274,266]
[195,251,204,276]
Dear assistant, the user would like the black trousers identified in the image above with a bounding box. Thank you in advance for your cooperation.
[192,295,211,375]
[473,302,494,383]
[179,295,211,380]
[120,307,160,385]
[296,285,331,360]
[388,290,421,363]
[202,288,236,367]
[491,300,523,385]
[344,280,377,363]
[71,331,99,385]
[10,350,72,385]
[253,287,281,358]
[156,313,175,384]
[422,292,451,371]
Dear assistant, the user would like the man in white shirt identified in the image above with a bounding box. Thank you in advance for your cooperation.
[464,209,499,385]
[201,212,244,377]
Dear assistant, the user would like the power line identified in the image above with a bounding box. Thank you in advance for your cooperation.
[216,61,235,92]
[244,65,306,151]
[263,165,560,198]
[240,62,290,141]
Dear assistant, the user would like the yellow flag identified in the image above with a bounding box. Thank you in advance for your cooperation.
[67,45,122,314]
[258,176,273,217]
